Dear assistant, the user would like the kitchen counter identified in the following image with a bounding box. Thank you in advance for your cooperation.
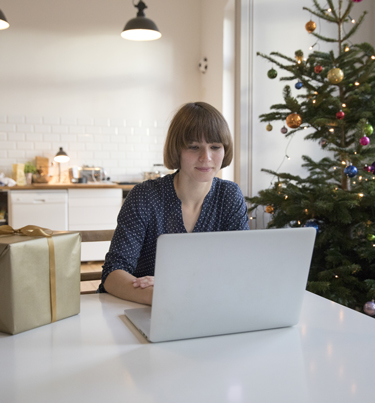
[0,182,137,191]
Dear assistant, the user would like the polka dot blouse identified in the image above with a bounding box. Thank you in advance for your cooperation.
[99,172,249,292]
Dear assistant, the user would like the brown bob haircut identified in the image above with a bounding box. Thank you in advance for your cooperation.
[163,102,233,170]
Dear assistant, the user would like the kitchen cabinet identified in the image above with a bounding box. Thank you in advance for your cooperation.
[9,190,68,230]
[68,188,122,261]
[6,186,124,262]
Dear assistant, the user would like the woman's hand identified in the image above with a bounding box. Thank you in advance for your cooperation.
[133,276,154,289]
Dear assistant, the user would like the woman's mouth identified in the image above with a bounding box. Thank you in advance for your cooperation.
[196,167,212,172]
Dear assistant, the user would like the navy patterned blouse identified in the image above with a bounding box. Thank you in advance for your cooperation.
[99,172,249,292]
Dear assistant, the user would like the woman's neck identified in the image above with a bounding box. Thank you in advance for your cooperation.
[174,171,212,209]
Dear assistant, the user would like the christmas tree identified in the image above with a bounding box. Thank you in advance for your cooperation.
[247,0,375,315]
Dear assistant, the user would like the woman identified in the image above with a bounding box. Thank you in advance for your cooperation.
[99,102,249,304]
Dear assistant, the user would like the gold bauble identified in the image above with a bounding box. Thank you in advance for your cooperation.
[265,205,274,214]
[266,123,273,131]
[286,113,302,129]
[305,20,317,33]
[327,68,344,84]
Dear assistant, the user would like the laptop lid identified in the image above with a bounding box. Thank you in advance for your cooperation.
[140,227,316,342]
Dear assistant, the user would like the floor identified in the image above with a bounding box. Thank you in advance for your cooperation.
[80,261,103,293]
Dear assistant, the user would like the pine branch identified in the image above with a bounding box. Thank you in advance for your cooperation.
[342,12,368,42]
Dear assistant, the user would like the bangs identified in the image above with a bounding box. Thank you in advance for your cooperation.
[179,106,230,148]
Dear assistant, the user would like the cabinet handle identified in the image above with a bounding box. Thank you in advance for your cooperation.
[33,199,46,203]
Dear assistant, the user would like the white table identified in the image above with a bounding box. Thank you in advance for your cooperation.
[1,292,374,403]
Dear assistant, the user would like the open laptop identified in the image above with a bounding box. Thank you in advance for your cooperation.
[124,227,316,343]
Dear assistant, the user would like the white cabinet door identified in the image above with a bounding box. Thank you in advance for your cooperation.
[9,190,68,230]
[68,188,122,261]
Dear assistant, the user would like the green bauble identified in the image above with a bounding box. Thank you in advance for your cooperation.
[367,234,375,241]
[364,124,374,136]
[267,68,277,79]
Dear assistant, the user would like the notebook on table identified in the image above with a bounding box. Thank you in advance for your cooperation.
[124,227,316,343]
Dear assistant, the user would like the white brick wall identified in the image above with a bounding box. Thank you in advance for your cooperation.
[0,115,168,182]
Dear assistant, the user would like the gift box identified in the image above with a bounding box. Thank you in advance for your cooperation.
[0,226,81,335]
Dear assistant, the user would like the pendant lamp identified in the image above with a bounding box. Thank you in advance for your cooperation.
[121,0,161,41]
[0,10,10,30]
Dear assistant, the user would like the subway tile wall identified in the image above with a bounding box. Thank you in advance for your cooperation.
[0,115,168,182]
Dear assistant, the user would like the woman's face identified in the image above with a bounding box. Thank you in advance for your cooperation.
[179,140,225,183]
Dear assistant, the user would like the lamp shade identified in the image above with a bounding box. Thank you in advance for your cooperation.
[0,10,10,30]
[54,147,70,163]
[121,1,161,41]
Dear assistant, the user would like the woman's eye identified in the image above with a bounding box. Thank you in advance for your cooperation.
[211,145,222,150]
[188,145,199,150]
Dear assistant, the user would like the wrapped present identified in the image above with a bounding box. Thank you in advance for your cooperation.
[0,225,81,335]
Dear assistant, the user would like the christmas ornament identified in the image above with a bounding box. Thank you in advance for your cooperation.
[363,301,375,316]
[336,111,345,120]
[295,50,304,63]
[371,161,375,173]
[265,205,274,214]
[364,124,374,136]
[319,138,327,147]
[314,65,323,74]
[295,81,303,90]
[266,123,273,131]
[267,68,277,79]
[304,220,319,233]
[352,0,363,3]
[305,20,317,33]
[367,234,375,241]
[363,165,372,173]
[286,113,302,129]
[281,126,288,134]
[360,136,370,146]
[327,68,344,84]
[344,165,358,178]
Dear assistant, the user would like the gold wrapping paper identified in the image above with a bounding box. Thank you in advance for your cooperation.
[0,230,81,335]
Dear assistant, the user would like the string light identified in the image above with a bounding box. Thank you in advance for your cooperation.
[304,126,308,130]
[327,8,332,12]
[286,155,291,160]
[355,81,360,86]
[285,195,288,200]
[359,193,364,197]
[329,128,334,132]
[335,274,339,278]
[372,55,375,60]
[348,15,355,23]
[333,167,337,170]
[359,176,362,181]
[342,103,346,108]
[297,221,301,225]
[312,100,316,104]
[353,181,356,184]
[342,161,346,165]
[354,152,357,155]
[304,209,308,214]
[345,46,350,52]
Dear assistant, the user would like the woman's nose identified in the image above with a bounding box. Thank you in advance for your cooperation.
[199,148,211,161]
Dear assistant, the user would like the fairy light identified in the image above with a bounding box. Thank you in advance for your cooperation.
[286,155,291,160]
[329,128,334,133]
[354,152,357,155]
[373,244,375,247]
[355,81,360,86]
[304,126,307,130]
[342,103,346,108]
[372,55,375,60]
[297,221,301,225]
[349,16,355,23]
[359,176,362,181]
[359,193,364,197]
[327,8,332,12]
[345,46,350,52]
[285,195,288,200]
[305,209,308,214]
[353,181,356,184]
[342,161,346,165]
[335,274,339,278]
[297,60,301,64]
[333,167,337,170]
[249,216,254,220]
[312,100,316,104]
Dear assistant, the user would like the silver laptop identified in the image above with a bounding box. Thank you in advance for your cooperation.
[124,227,316,343]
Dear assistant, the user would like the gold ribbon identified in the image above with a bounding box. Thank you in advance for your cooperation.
[0,225,57,323]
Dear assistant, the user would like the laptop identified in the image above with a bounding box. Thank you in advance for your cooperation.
[124,227,316,343]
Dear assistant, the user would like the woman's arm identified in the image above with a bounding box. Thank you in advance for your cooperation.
[104,270,154,305]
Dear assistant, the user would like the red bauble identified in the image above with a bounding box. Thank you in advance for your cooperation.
[363,165,372,172]
[352,0,363,2]
[360,136,370,146]
[314,65,323,74]
[336,111,345,120]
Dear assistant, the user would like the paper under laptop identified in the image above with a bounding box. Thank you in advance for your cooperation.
[124,227,316,343]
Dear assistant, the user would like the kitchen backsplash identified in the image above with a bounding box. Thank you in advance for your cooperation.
[0,114,168,182]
